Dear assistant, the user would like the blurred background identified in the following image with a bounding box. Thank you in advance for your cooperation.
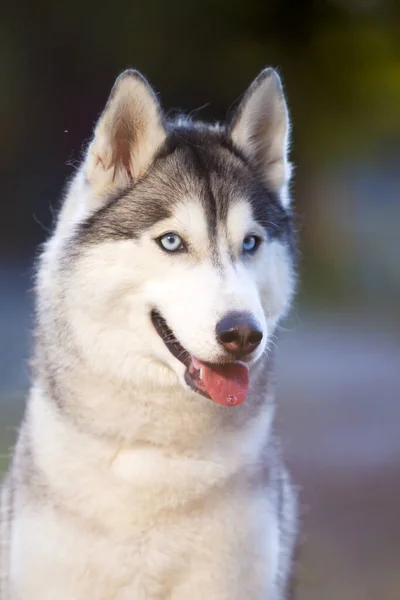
[1,0,400,598]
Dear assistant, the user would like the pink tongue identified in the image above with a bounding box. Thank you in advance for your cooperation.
[191,357,249,407]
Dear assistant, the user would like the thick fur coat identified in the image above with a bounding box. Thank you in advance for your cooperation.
[1,68,297,599]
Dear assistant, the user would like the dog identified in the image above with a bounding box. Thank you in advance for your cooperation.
[0,68,297,599]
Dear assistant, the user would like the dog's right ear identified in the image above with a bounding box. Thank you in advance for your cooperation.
[230,69,291,206]
[85,70,166,200]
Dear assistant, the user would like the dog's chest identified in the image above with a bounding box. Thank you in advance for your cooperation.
[10,480,279,600]
[11,506,192,599]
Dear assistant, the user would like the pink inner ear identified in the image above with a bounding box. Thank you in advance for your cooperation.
[112,118,134,181]
[95,154,106,169]
[86,72,167,193]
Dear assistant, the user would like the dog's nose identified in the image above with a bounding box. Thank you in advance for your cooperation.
[216,312,263,357]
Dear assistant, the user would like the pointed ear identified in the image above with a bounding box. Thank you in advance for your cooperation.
[230,68,291,205]
[85,70,166,197]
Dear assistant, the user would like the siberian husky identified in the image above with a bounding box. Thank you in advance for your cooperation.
[0,68,298,599]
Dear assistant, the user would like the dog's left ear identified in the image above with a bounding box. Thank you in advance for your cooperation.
[85,70,166,198]
[230,69,291,206]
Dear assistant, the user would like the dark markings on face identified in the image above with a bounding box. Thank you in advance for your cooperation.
[74,118,294,261]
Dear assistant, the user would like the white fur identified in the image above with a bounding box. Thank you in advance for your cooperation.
[8,386,280,600]
[1,70,297,600]
[4,192,295,598]
[56,195,293,393]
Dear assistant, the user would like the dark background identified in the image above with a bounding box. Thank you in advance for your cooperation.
[1,1,400,598]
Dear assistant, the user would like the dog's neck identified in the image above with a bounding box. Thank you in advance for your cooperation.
[25,323,278,526]
[22,374,276,528]
[33,340,276,452]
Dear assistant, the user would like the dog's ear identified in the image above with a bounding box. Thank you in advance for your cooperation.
[230,69,291,206]
[86,70,166,197]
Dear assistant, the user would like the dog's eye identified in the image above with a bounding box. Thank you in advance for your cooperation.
[158,232,186,253]
[242,235,261,255]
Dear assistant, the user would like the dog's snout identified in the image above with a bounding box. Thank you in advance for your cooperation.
[216,312,263,357]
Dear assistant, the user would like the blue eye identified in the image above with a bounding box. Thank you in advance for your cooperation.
[158,232,185,252]
[242,235,260,254]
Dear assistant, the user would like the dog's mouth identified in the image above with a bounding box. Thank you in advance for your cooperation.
[151,310,249,407]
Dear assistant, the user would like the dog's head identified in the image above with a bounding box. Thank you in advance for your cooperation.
[54,70,296,407]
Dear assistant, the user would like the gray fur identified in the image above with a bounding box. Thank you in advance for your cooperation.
[1,68,298,600]
[76,122,292,249]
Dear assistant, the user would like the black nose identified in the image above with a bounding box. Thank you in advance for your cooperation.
[216,312,263,357]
